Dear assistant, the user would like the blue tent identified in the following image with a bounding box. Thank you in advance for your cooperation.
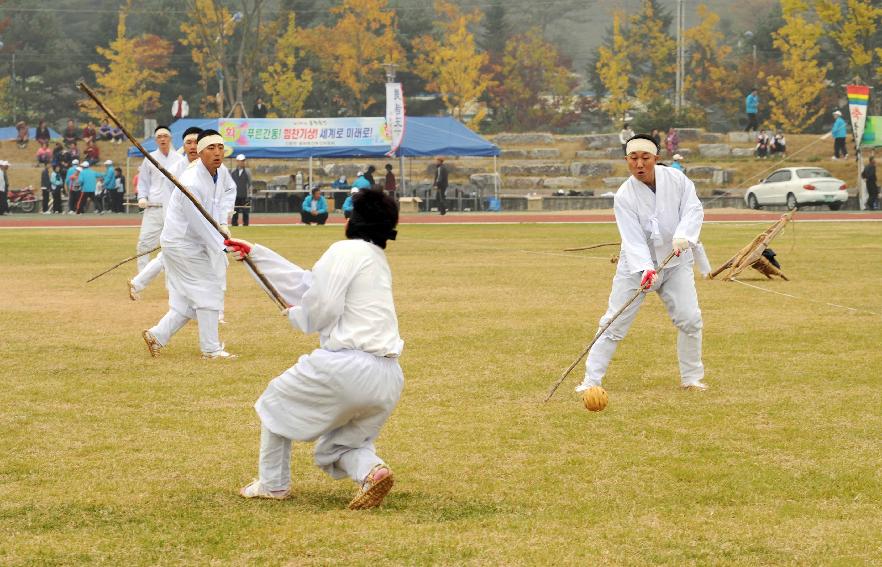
[128,116,499,158]
[0,126,62,140]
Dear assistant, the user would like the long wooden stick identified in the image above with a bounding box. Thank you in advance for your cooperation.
[87,245,161,283]
[78,82,288,311]
[544,251,677,402]
[563,242,620,252]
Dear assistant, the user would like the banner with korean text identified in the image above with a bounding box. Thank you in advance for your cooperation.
[385,83,406,157]
[847,85,870,144]
[218,118,390,148]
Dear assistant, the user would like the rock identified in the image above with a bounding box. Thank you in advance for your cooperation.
[503,176,544,189]
[528,148,561,159]
[575,150,609,159]
[677,128,703,140]
[253,163,291,175]
[323,163,369,178]
[731,147,755,157]
[469,173,501,190]
[584,133,620,149]
[491,132,555,145]
[603,177,627,188]
[698,143,731,157]
[687,166,719,177]
[570,162,614,177]
[700,132,725,143]
[500,163,570,176]
[676,148,693,157]
[543,176,582,189]
[422,162,483,176]
[501,149,528,159]
[728,132,751,143]
[713,169,734,185]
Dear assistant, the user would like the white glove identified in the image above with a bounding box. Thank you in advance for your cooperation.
[672,237,689,257]
[219,224,231,239]
[137,198,147,209]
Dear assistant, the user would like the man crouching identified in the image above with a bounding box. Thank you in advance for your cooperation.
[225,189,403,509]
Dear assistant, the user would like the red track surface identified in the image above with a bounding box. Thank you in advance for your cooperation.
[2,210,882,228]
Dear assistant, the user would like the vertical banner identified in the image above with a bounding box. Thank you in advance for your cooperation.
[848,85,871,210]
[385,82,406,157]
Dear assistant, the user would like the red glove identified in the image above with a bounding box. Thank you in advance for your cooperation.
[224,238,252,261]
[640,269,658,291]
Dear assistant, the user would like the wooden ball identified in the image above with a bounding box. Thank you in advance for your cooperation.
[582,386,608,412]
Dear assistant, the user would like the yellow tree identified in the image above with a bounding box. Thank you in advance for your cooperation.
[683,5,739,113]
[260,13,313,117]
[767,0,830,132]
[303,0,402,115]
[80,1,175,127]
[627,0,676,104]
[595,12,631,121]
[816,0,882,83]
[412,0,492,128]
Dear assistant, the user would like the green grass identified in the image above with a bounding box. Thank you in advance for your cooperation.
[1,222,881,565]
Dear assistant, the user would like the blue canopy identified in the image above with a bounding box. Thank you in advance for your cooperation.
[128,116,499,159]
[0,126,62,140]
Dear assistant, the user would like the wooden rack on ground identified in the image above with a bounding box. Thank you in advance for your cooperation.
[709,211,794,281]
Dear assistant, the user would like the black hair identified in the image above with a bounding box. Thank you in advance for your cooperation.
[624,133,660,156]
[345,189,399,249]
[385,163,393,171]
[182,126,203,142]
[197,129,221,141]
[366,165,376,174]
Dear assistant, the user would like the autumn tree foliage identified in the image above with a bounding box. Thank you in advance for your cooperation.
[413,1,492,128]
[816,0,882,84]
[684,4,739,116]
[303,0,402,116]
[626,0,676,104]
[489,28,577,131]
[80,1,175,127]
[766,0,831,132]
[259,13,313,117]
[594,13,631,122]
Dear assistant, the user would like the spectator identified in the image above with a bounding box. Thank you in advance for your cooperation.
[103,160,117,213]
[252,96,268,118]
[67,165,82,214]
[665,127,680,156]
[862,156,878,210]
[745,89,759,133]
[300,187,328,225]
[755,130,770,159]
[770,132,787,157]
[41,162,53,214]
[650,128,662,148]
[384,163,396,196]
[364,165,377,188]
[68,144,80,162]
[342,187,358,218]
[84,140,100,162]
[619,123,634,154]
[35,119,51,145]
[671,153,685,172]
[0,160,8,215]
[16,120,29,148]
[295,170,304,189]
[110,125,124,144]
[77,161,101,213]
[231,154,252,226]
[433,157,449,215]
[114,167,126,213]
[81,122,96,144]
[97,120,113,141]
[331,175,349,189]
[832,110,848,160]
[352,170,372,190]
[171,94,189,120]
[52,143,64,166]
[63,119,80,147]
[49,164,64,214]
[36,142,52,165]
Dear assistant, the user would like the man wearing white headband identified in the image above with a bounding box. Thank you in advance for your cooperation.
[129,126,203,300]
[142,129,236,359]
[134,125,188,274]
[575,134,708,394]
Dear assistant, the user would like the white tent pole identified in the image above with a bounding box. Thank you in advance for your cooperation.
[308,156,313,189]
[399,153,405,197]
[858,151,865,210]
[493,155,499,201]
[126,156,130,209]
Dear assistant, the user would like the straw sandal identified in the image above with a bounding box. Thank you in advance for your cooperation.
[142,330,161,357]
[348,464,394,510]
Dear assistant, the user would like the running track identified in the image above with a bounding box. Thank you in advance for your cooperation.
[2,210,882,228]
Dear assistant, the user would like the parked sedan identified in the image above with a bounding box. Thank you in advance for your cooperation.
[744,167,848,210]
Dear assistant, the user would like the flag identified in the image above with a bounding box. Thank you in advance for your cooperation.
[385,82,406,157]
[847,85,870,144]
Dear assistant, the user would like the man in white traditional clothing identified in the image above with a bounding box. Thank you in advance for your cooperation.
[576,134,708,393]
[224,189,403,509]
[129,126,206,300]
[142,129,236,359]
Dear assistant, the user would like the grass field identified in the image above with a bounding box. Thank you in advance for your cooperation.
[2,221,881,565]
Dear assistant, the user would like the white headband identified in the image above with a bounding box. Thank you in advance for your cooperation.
[196,134,224,153]
[183,133,199,142]
[154,128,171,138]
[625,138,658,156]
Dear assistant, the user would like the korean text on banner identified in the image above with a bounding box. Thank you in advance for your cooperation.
[218,118,390,149]
[847,85,870,144]
[385,83,406,157]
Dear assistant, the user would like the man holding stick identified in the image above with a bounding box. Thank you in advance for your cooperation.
[142,130,236,359]
[225,189,403,509]
[129,126,205,300]
[575,134,708,394]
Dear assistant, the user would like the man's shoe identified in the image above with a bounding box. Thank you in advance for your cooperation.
[681,381,709,391]
[202,350,238,360]
[348,464,394,510]
[142,330,161,357]
[239,479,289,500]
[128,280,139,301]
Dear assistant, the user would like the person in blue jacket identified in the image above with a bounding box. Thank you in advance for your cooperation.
[352,171,372,190]
[342,187,359,219]
[301,186,329,225]
[76,161,101,214]
[745,89,759,132]
[103,159,120,213]
[831,110,848,160]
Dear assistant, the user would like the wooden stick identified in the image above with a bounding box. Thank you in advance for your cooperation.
[87,246,161,283]
[78,82,288,311]
[544,251,677,402]
[563,242,620,252]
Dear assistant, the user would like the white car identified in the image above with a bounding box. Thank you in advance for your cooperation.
[744,167,848,210]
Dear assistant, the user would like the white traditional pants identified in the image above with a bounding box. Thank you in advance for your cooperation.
[578,261,704,390]
[136,207,164,271]
[131,253,164,293]
[148,303,221,354]
[254,349,404,490]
